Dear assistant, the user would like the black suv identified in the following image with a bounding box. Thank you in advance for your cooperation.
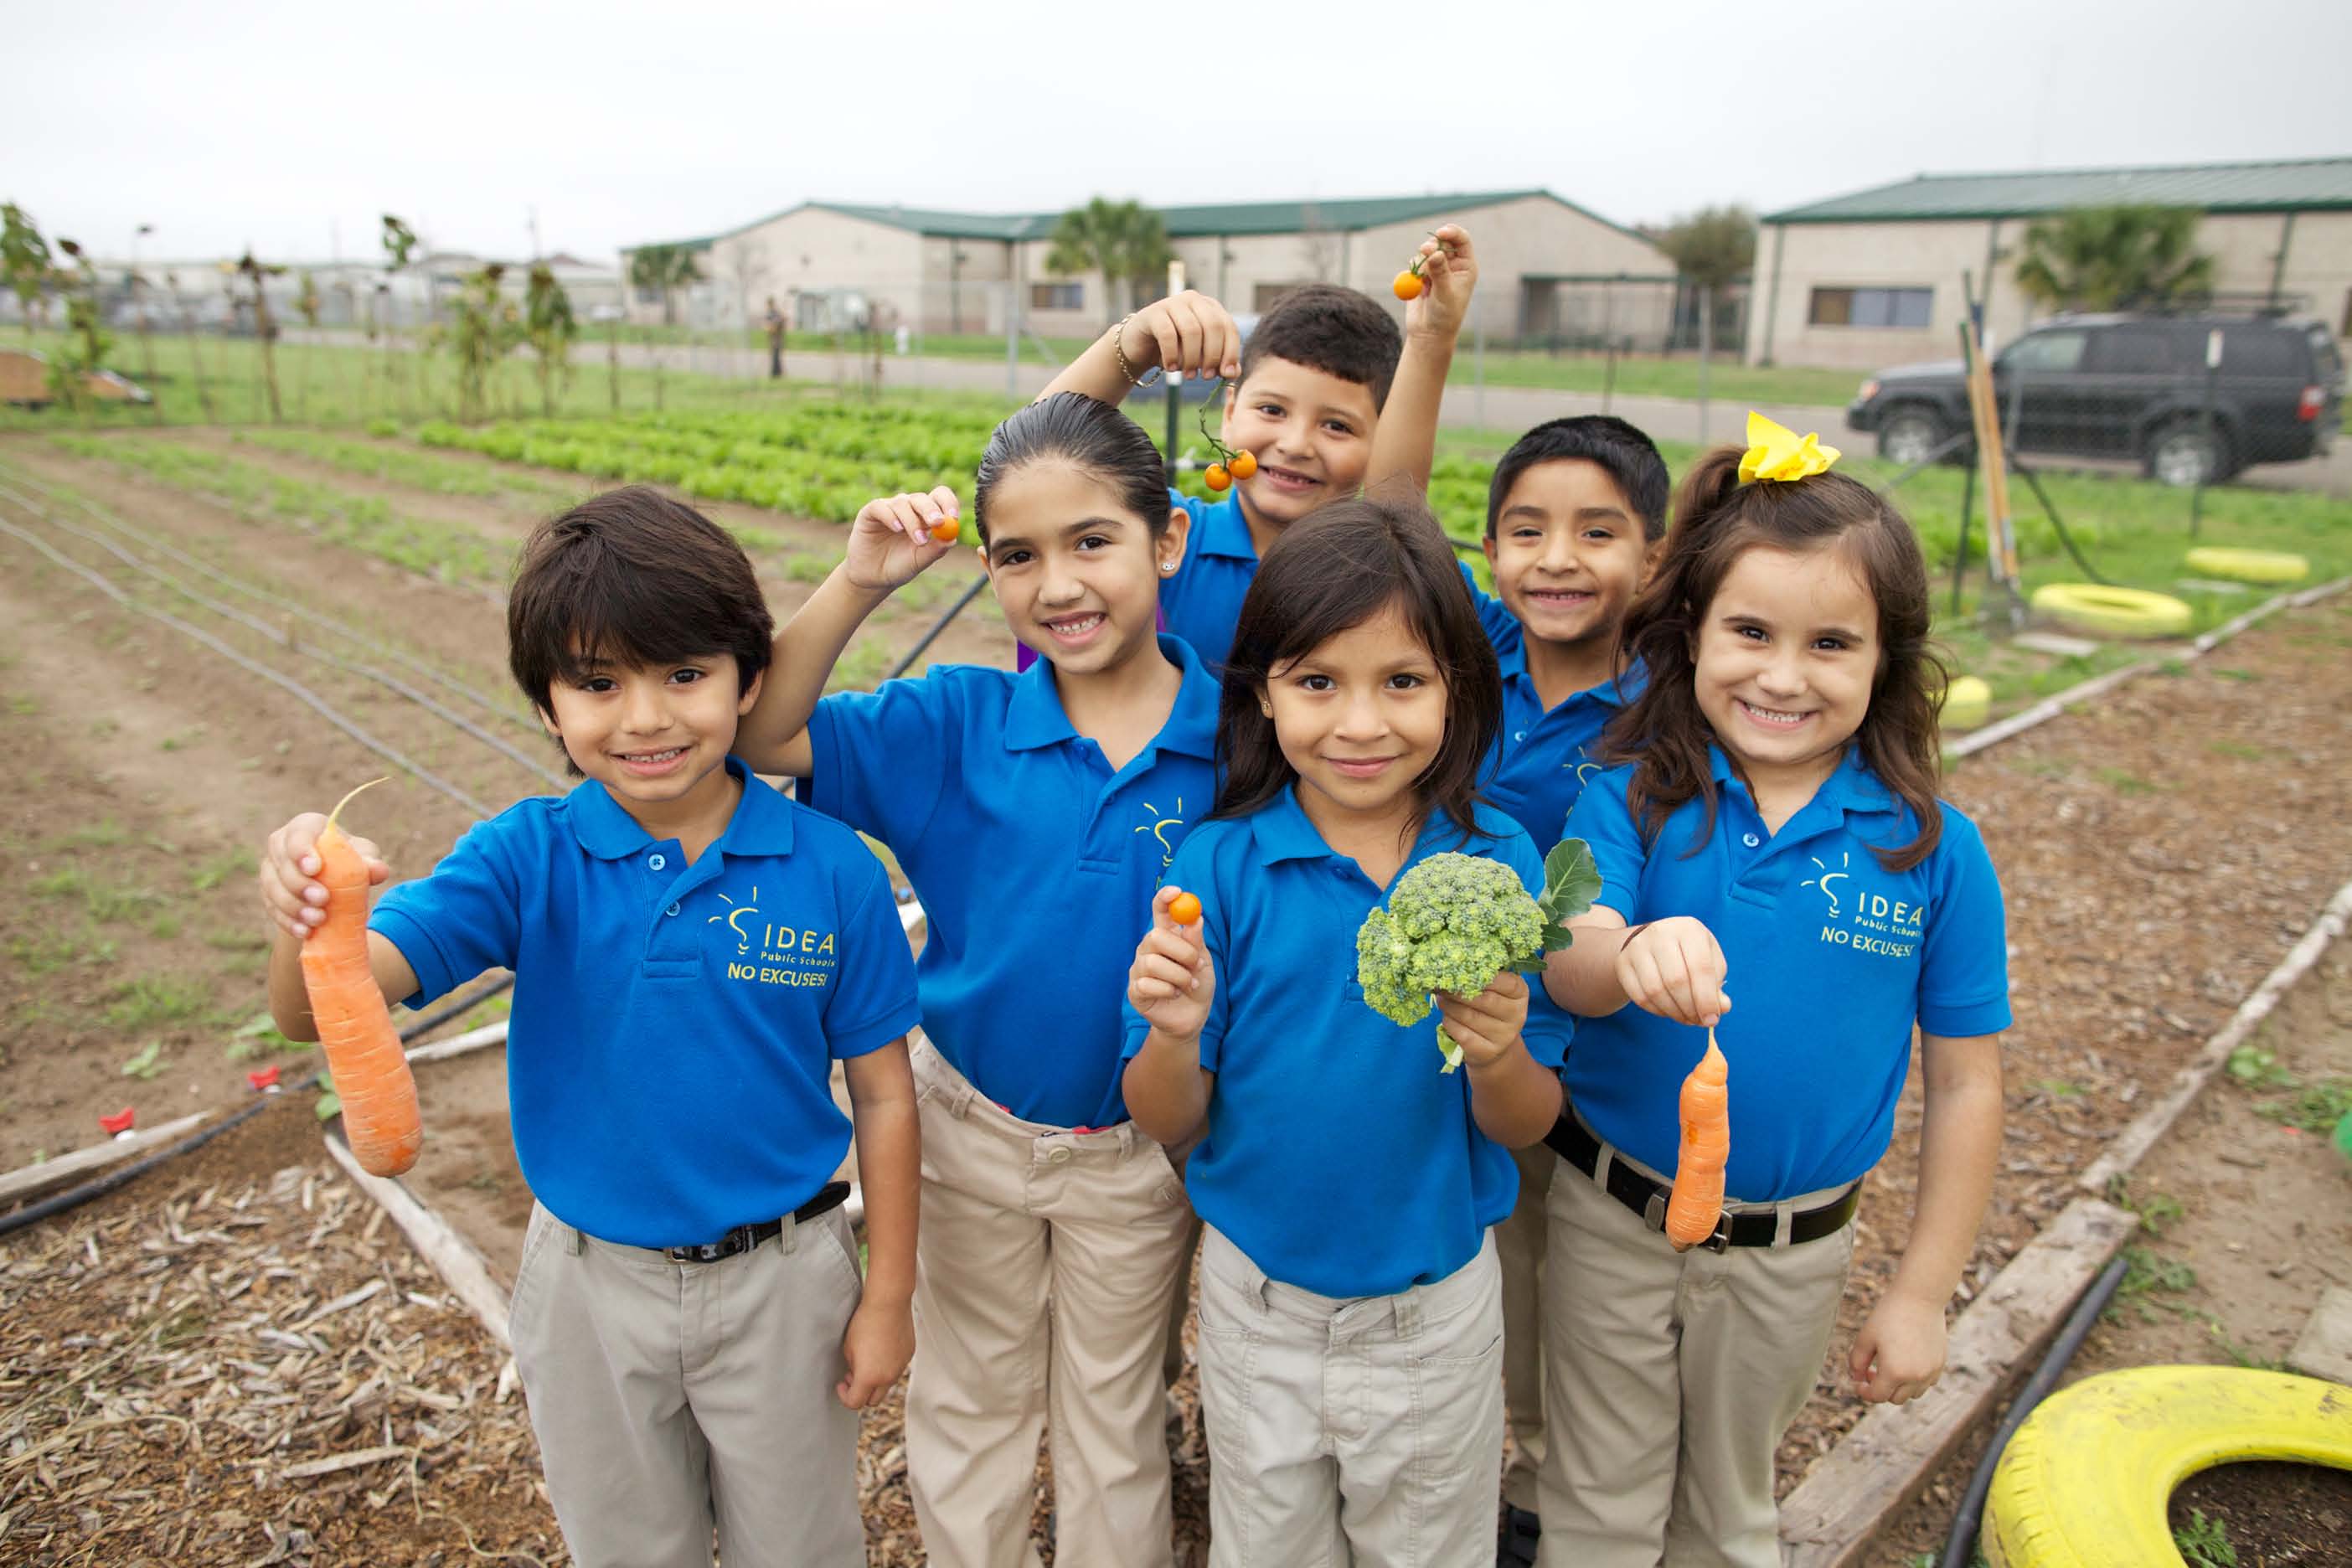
[1846,314,2344,485]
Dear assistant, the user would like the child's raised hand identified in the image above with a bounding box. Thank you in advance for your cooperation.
[1849,1290,1948,1406]
[844,487,962,593]
[1120,291,1242,384]
[1615,916,1731,1028]
[260,814,389,941]
[1436,969,1529,1070]
[1404,225,1478,343]
[1128,886,1215,1042]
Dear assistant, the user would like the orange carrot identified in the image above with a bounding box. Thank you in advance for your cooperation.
[1663,1027,1728,1251]
[302,779,423,1177]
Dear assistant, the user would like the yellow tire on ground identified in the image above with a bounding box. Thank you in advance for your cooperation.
[2184,545,2311,585]
[1942,675,1992,730]
[2030,583,2195,638]
[1982,1366,2352,1568]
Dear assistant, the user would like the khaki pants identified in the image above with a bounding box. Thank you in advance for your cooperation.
[1197,1225,1504,1568]
[508,1199,864,1568]
[904,1039,1194,1568]
[1536,1124,1855,1568]
[1496,1139,1556,1513]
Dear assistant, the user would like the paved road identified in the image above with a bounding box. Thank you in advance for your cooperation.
[287,331,2352,498]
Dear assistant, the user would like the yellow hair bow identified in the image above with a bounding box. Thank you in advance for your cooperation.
[1739,410,1841,483]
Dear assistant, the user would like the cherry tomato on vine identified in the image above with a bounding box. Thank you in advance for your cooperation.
[1204,462,1230,492]
[929,516,962,544]
[1392,270,1424,301]
[1168,891,1202,926]
[1226,451,1257,481]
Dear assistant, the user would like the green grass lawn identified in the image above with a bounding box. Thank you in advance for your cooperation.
[1443,349,1865,408]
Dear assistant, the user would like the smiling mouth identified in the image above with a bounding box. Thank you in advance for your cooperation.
[1326,755,1399,779]
[1039,611,1106,642]
[615,745,689,771]
[1258,464,1319,492]
[1522,587,1596,608]
[1735,699,1813,730]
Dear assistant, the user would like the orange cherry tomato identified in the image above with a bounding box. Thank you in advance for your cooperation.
[1392,270,1424,301]
[1227,451,1257,481]
[1204,462,1230,492]
[929,516,962,544]
[1168,891,1202,926]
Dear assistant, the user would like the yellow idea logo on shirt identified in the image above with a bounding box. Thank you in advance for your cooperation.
[1132,797,1189,869]
[708,886,837,988]
[1801,853,1925,961]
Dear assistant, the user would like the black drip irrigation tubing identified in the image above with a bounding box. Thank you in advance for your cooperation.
[885,574,993,682]
[0,485,567,791]
[1937,1251,2132,1567]
[0,973,517,1240]
[0,460,537,737]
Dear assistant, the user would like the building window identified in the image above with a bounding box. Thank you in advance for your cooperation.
[1030,282,1082,311]
[634,285,663,306]
[1808,286,1932,328]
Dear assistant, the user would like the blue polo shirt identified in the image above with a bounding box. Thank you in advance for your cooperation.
[1162,487,1258,673]
[368,757,920,1248]
[1563,748,2010,1202]
[1121,788,1576,1298]
[807,635,1220,1129]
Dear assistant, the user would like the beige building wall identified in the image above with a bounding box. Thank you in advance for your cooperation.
[1750,209,2352,369]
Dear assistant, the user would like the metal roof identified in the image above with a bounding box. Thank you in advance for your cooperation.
[1765,157,2352,224]
[624,190,1653,253]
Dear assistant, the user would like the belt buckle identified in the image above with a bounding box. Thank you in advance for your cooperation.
[1643,1189,1733,1253]
[664,1231,742,1264]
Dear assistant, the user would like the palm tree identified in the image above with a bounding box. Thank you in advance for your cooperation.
[627,244,703,326]
[1045,198,1173,328]
[2014,205,2216,313]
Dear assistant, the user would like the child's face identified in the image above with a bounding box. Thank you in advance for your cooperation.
[1691,544,1878,787]
[1483,459,1656,653]
[984,459,1186,676]
[1262,600,1447,824]
[1220,356,1380,529]
[539,649,761,814]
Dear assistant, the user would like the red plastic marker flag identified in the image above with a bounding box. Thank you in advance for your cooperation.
[99,1106,137,1137]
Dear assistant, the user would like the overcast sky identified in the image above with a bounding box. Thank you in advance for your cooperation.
[10,0,2349,266]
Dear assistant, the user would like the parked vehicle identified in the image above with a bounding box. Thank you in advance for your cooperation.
[1846,314,2344,485]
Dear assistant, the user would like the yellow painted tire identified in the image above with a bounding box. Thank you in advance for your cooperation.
[2030,583,2195,638]
[1942,674,1992,730]
[1982,1366,2352,1568]
[2184,545,2310,585]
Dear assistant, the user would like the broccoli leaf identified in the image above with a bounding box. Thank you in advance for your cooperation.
[1534,838,1602,954]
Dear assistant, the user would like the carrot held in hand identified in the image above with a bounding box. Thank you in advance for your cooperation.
[1663,1026,1728,1251]
[301,779,423,1176]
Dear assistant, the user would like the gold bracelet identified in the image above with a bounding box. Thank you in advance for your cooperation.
[1110,313,1159,389]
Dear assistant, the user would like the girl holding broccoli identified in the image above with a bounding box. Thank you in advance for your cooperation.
[1534,418,2009,1566]
[1122,496,1574,1567]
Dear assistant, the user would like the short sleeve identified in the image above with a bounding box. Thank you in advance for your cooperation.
[1495,828,1575,1070]
[1455,557,1518,652]
[1916,811,2011,1039]
[1120,830,1230,1070]
[805,676,954,848]
[1562,770,1648,922]
[823,854,923,1060]
[369,815,526,1009]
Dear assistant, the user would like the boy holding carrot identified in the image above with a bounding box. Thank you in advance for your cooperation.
[258,485,921,1568]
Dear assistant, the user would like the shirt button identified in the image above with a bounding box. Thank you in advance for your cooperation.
[1513,730,1526,742]
[1045,1146,1074,1165]
[648,853,666,871]
[665,902,680,917]
[1741,832,1761,848]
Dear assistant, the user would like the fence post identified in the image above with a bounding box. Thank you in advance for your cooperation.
[1696,283,1714,448]
[1473,328,1486,428]
[1603,337,1618,415]
[2191,327,2221,538]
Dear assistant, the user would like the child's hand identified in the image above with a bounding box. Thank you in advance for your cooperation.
[1119,291,1242,384]
[260,815,389,941]
[837,1294,913,1410]
[1849,1289,1948,1405]
[1436,969,1529,1070]
[844,487,962,594]
[1404,225,1478,343]
[1128,886,1215,1042]
[1615,916,1731,1027]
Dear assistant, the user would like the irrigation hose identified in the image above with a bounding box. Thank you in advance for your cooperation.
[1937,1252,2130,1568]
[885,574,992,682]
[0,974,516,1239]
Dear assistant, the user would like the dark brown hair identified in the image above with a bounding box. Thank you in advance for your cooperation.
[1603,449,1947,871]
[1239,283,1406,408]
[508,486,773,773]
[973,391,1171,543]
[1213,494,1501,845]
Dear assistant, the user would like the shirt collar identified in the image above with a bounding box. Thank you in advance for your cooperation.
[1003,637,1221,759]
[1248,784,1483,867]
[1705,743,1897,818]
[1498,648,1644,711]
[1190,493,1259,561]
[568,755,796,859]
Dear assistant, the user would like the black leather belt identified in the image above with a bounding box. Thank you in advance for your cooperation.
[660,1180,853,1263]
[1543,1111,1858,1251]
